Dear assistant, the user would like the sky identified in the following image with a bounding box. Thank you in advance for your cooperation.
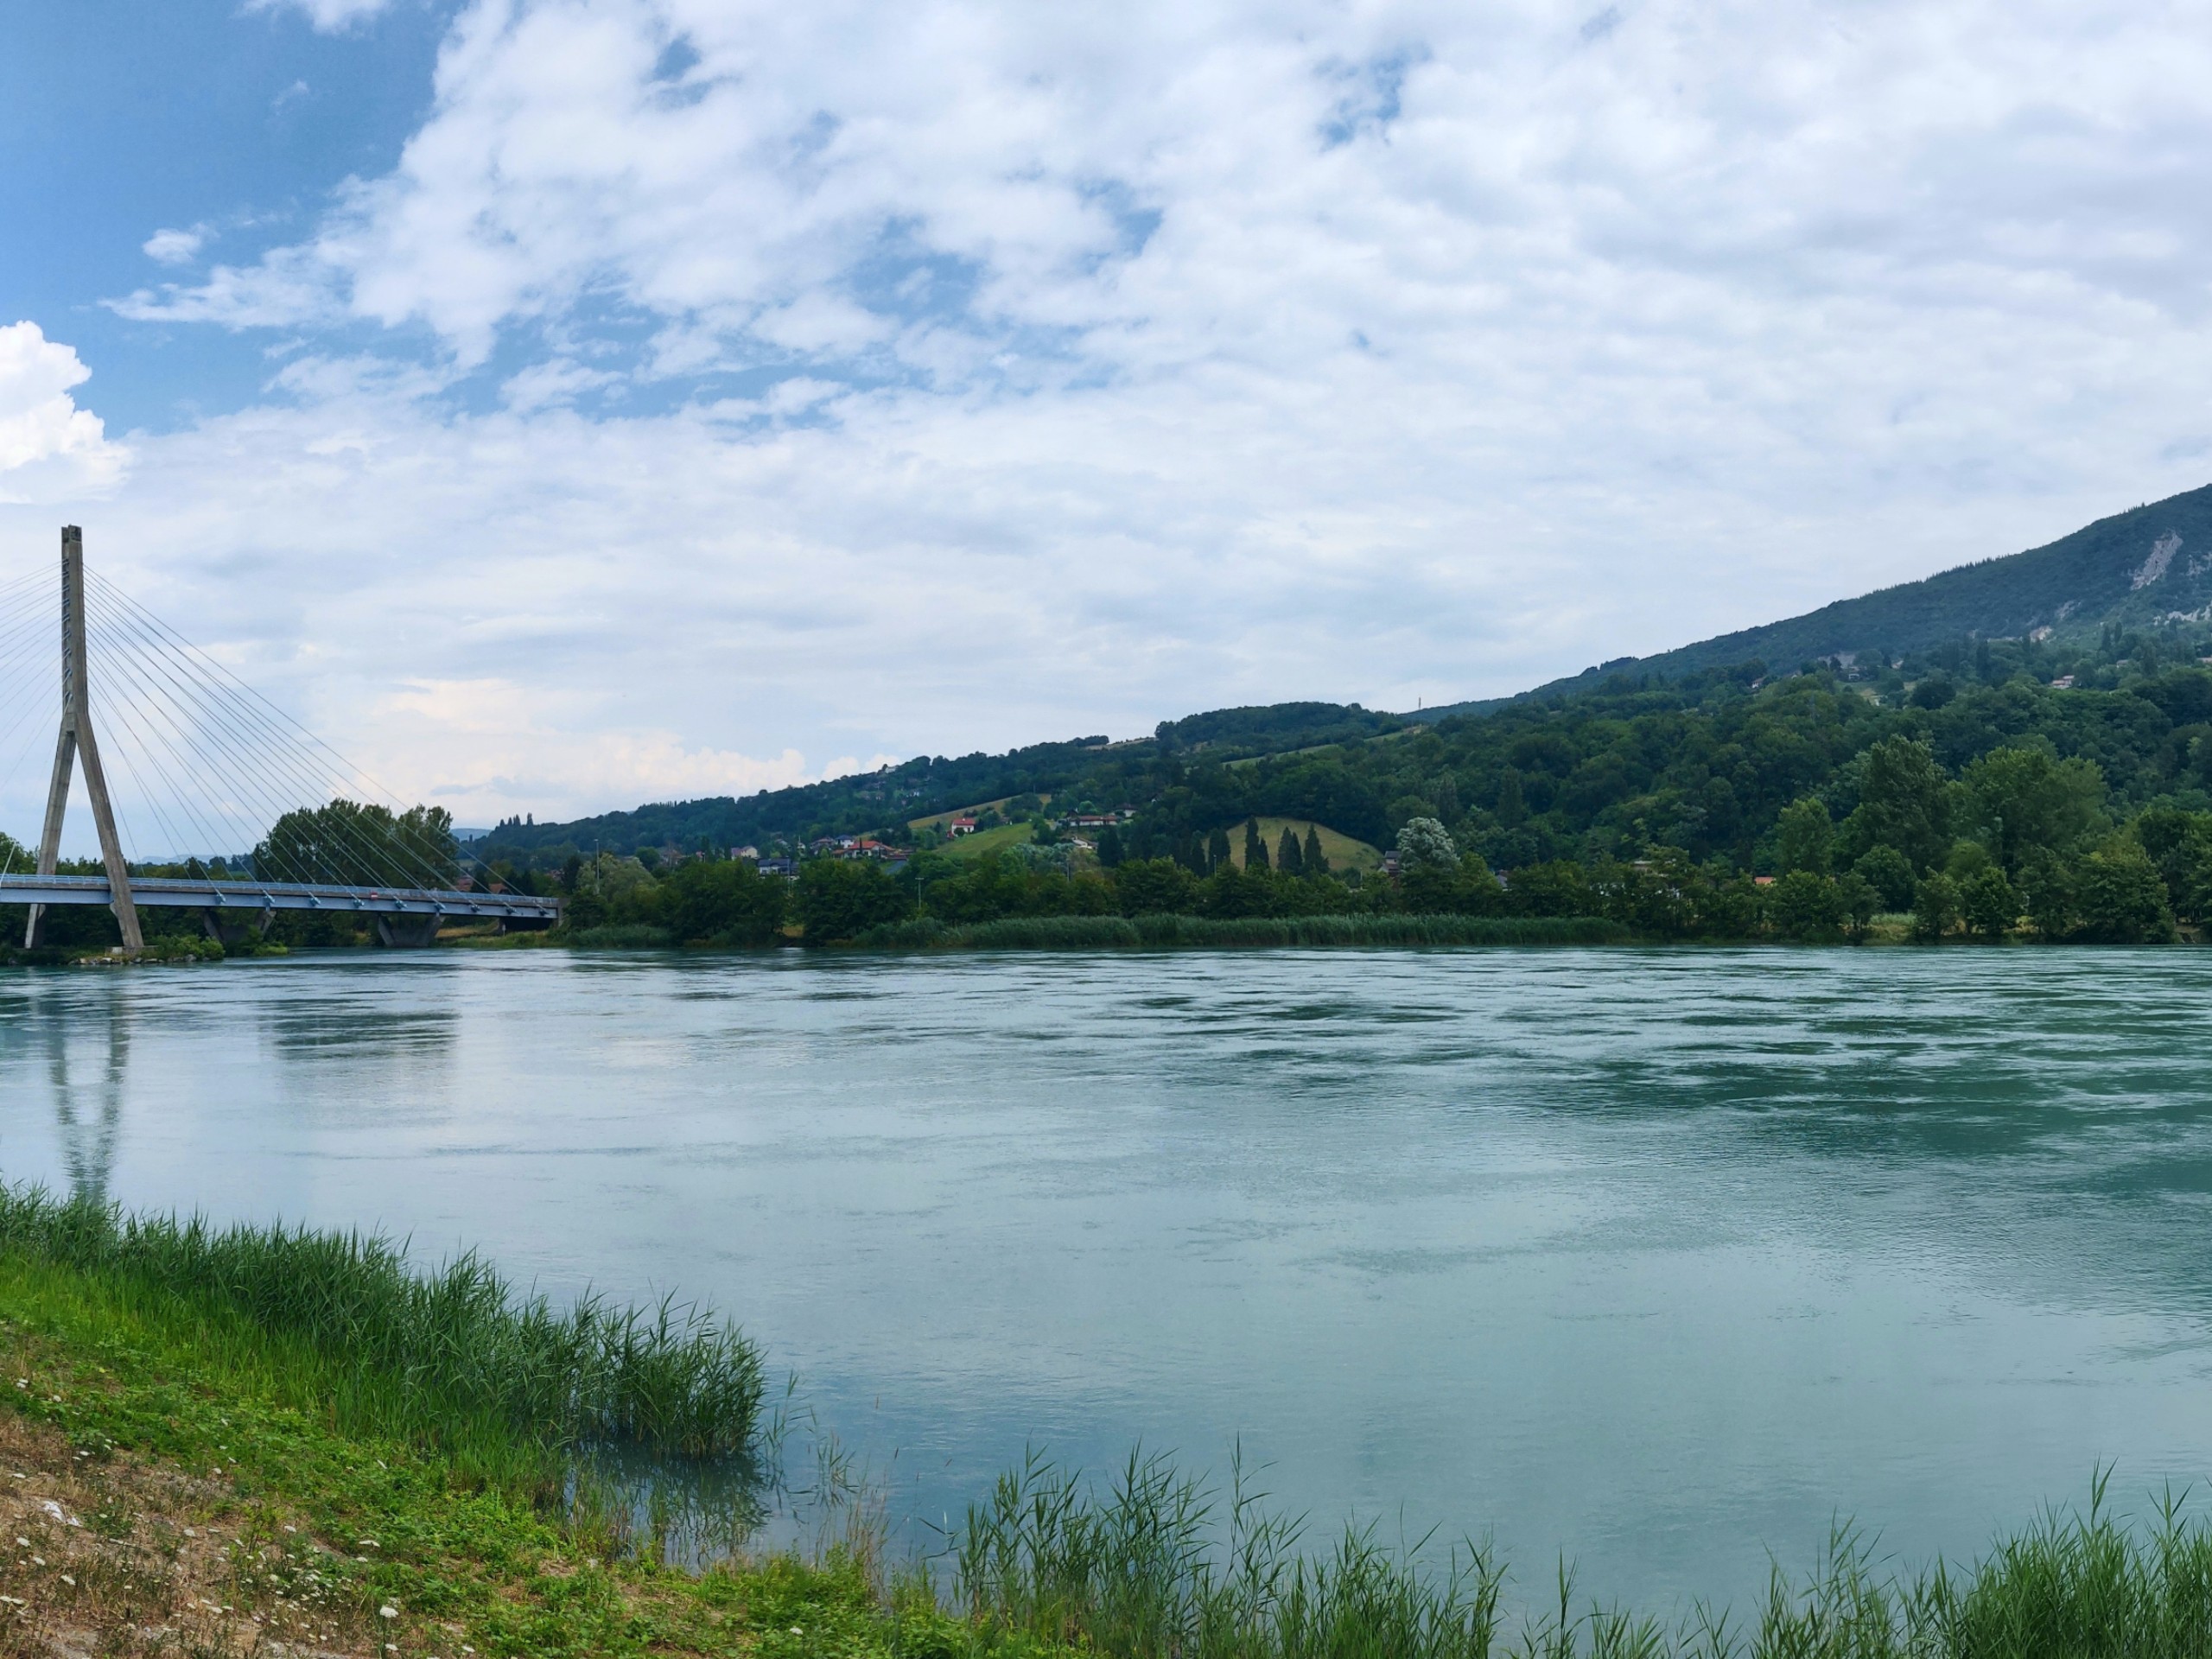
[3,0,2212,840]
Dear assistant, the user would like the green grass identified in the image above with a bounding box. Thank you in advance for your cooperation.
[14,1201,2212,1656]
[860,913,1630,950]
[938,822,1046,862]
[1221,817,1384,875]
[0,1184,763,1485]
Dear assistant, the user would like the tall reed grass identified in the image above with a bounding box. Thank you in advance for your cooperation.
[858,913,1628,950]
[0,1184,763,1472]
[945,1458,2212,1658]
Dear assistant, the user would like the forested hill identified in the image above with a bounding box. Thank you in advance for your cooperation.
[1420,483,2212,720]
[471,702,1402,862]
[474,485,2212,869]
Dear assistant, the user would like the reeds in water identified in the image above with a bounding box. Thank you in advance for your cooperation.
[947,1458,2212,1658]
[0,1184,763,1469]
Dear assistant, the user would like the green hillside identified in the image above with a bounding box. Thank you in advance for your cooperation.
[1423,483,2212,719]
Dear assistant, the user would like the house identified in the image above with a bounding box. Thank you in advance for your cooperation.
[756,856,796,878]
[1063,813,1114,830]
[948,817,978,836]
[734,845,760,861]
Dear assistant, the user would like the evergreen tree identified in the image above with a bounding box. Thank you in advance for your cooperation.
[1495,770,1527,829]
[1208,825,1233,871]
[1433,773,1462,823]
[1244,817,1269,870]
[1277,825,1303,874]
[1303,824,1328,875]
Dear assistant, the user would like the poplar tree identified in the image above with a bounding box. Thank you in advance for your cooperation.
[1208,826,1234,870]
[1277,825,1303,874]
[1244,817,1268,870]
[1303,824,1329,874]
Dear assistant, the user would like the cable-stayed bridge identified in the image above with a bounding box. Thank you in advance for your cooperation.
[0,527,560,949]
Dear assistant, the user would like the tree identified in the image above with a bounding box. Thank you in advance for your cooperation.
[663,857,787,945]
[2133,806,2212,923]
[1276,825,1303,875]
[1768,870,1844,940]
[1851,846,1915,912]
[1495,770,1528,830]
[1776,797,1834,875]
[1958,866,2019,941]
[1302,823,1329,876]
[1433,773,1462,823]
[1910,873,1961,942]
[1839,738,1952,874]
[1243,817,1269,870]
[2017,849,2076,941]
[1096,824,1125,867]
[1961,747,2107,875]
[1835,871,1879,939]
[254,799,459,888]
[2073,840,2178,944]
[797,859,912,942]
[1396,816,1458,871]
[1110,857,1198,917]
[1208,826,1233,872]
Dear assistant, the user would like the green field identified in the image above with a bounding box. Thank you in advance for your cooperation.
[1224,817,1384,874]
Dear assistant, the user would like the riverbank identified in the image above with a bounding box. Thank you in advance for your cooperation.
[9,1198,2212,1656]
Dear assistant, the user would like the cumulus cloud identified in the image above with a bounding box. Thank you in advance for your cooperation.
[0,323,128,503]
[41,0,2212,824]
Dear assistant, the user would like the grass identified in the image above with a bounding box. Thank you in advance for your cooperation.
[859,913,1630,950]
[1220,817,1384,876]
[908,795,1056,836]
[0,1184,763,1489]
[12,1203,2212,1655]
[938,823,1047,862]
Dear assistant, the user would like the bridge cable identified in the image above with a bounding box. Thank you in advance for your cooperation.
[86,601,446,890]
[85,574,456,887]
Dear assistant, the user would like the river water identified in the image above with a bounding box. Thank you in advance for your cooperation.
[3,947,2210,1613]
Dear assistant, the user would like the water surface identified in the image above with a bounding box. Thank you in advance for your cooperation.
[3,947,2210,1613]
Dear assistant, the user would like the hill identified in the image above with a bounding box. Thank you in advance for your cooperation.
[1419,483,2212,719]
[472,484,2212,877]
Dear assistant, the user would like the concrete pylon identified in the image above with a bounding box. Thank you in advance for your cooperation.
[23,527,143,951]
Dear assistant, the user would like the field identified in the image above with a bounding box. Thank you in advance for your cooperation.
[1222,816,1384,875]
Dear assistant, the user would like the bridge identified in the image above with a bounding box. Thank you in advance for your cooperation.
[0,527,561,950]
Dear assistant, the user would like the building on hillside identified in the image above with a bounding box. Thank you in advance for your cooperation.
[756,856,796,878]
[734,845,760,861]
[949,817,978,836]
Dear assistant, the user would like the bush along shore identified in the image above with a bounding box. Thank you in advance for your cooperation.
[10,1192,2212,1656]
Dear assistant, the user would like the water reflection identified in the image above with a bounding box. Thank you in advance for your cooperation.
[51,990,127,1204]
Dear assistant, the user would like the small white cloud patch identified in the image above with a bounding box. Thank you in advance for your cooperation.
[143,226,207,265]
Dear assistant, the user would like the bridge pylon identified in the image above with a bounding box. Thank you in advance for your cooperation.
[23,527,143,951]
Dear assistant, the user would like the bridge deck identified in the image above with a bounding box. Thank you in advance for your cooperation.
[0,874,561,921]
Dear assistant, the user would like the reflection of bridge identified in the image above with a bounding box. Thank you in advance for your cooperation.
[3,527,560,950]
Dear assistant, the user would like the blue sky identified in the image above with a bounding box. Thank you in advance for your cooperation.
[3,0,2212,846]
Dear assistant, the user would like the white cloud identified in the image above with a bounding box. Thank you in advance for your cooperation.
[34,0,2212,830]
[142,226,207,266]
[244,0,395,32]
[0,323,129,503]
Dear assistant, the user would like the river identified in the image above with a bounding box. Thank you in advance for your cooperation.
[3,946,2210,1615]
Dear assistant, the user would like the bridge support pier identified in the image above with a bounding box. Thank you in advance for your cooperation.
[200,907,273,949]
[25,528,143,953]
[374,912,443,949]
